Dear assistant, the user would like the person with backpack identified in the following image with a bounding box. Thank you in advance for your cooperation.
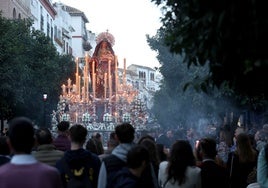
[97,122,136,188]
[109,145,150,188]
[56,124,101,188]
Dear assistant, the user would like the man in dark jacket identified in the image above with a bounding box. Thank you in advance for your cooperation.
[110,145,150,188]
[56,124,101,188]
[196,137,229,188]
[98,123,136,188]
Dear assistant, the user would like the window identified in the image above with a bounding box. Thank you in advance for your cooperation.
[63,40,66,52]
[47,15,50,36]
[150,73,154,81]
[13,8,16,19]
[54,26,57,38]
[139,71,146,80]
[40,6,44,31]
[66,42,69,54]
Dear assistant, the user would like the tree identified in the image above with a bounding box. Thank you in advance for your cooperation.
[147,31,239,130]
[151,0,268,105]
[0,15,74,128]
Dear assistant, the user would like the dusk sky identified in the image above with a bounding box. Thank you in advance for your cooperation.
[55,0,162,68]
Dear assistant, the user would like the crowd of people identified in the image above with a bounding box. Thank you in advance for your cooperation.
[0,116,268,188]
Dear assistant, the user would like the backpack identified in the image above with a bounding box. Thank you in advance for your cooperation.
[103,154,126,188]
[62,158,93,188]
[109,167,138,188]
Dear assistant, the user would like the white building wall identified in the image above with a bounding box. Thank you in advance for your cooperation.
[30,0,39,29]
[126,64,162,110]
[30,0,55,39]
[53,3,73,54]
[87,30,96,56]
[71,16,84,57]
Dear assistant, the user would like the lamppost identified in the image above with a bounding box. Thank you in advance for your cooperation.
[43,93,48,127]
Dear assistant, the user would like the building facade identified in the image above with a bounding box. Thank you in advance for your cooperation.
[63,4,89,58]
[0,0,31,19]
[53,2,74,55]
[30,0,56,40]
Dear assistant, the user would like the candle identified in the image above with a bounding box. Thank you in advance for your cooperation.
[82,86,85,101]
[108,60,111,100]
[109,75,112,101]
[92,61,95,76]
[85,55,88,102]
[76,57,79,86]
[104,73,107,99]
[124,58,126,70]
[123,58,126,85]
[78,76,81,100]
[86,75,88,102]
[76,57,79,73]
[83,66,86,92]
[73,84,76,93]
[93,73,96,99]
[61,84,66,94]
[115,55,118,96]
[92,61,95,99]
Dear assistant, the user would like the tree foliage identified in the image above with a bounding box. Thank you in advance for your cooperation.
[0,15,74,126]
[151,0,268,102]
[147,31,239,129]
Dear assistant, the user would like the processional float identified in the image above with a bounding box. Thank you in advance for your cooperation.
[52,31,147,130]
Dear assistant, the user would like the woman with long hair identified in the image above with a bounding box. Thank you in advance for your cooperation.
[158,140,201,188]
[227,133,258,188]
[138,136,160,188]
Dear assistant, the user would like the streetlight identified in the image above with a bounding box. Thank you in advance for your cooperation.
[43,93,48,127]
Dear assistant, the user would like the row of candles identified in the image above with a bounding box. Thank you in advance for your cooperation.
[61,52,127,103]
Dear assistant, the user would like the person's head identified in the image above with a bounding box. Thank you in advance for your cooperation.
[8,117,35,154]
[115,123,135,143]
[127,145,150,174]
[109,131,117,140]
[92,132,102,142]
[57,121,70,133]
[138,134,155,144]
[106,132,119,151]
[107,138,119,151]
[258,129,268,142]
[254,130,261,141]
[35,128,53,145]
[167,130,173,138]
[262,124,268,132]
[234,126,245,138]
[69,124,87,145]
[101,41,108,48]
[86,138,104,155]
[138,138,160,166]
[0,136,10,155]
[236,133,256,162]
[156,143,168,162]
[219,130,232,147]
[167,140,196,185]
[197,137,217,160]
